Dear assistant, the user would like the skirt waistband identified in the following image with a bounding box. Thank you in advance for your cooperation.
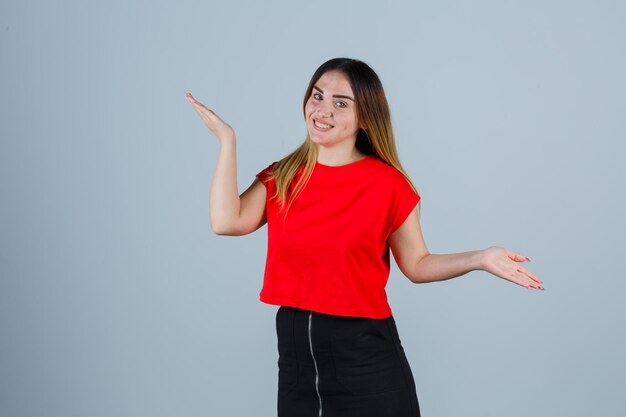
[275,305,421,416]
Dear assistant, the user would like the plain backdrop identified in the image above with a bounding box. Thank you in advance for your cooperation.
[1,1,624,416]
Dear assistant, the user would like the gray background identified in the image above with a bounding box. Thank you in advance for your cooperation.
[1,0,624,416]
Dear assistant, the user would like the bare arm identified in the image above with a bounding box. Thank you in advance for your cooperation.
[209,137,239,233]
[186,92,267,236]
[388,205,544,290]
[405,250,484,283]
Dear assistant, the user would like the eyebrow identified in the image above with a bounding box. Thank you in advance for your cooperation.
[313,85,354,101]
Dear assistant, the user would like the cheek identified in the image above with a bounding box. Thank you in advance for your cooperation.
[304,103,314,118]
[336,113,358,129]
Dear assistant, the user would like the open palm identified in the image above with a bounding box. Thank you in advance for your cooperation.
[480,246,544,290]
[185,92,235,141]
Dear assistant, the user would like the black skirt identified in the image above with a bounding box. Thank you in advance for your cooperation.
[276,306,421,417]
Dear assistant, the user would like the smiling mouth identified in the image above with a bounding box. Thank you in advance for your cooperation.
[313,119,334,129]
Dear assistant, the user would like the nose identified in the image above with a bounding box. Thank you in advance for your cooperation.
[316,110,331,118]
[315,101,333,118]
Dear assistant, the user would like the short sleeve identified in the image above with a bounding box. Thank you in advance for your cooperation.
[255,162,277,188]
[389,175,421,234]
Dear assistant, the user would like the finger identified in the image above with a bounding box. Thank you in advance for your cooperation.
[507,267,541,289]
[501,268,529,288]
[516,266,542,284]
[186,93,207,109]
[185,92,197,104]
[523,278,544,290]
[192,104,218,119]
[521,278,544,290]
[510,252,530,262]
[517,272,545,290]
[188,97,204,107]
[191,100,216,116]
[517,279,532,289]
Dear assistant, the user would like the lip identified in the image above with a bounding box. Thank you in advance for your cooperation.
[312,118,334,130]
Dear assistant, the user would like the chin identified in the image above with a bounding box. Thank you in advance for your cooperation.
[307,129,323,143]
[309,133,329,145]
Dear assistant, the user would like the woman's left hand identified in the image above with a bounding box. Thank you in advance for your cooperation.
[478,246,544,290]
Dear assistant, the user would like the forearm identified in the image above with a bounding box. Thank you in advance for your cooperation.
[209,137,240,234]
[410,250,484,284]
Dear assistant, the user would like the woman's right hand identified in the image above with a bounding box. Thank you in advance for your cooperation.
[185,92,235,142]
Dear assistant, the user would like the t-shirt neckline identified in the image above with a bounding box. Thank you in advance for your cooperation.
[315,154,373,169]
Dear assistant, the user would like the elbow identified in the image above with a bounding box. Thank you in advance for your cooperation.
[211,220,247,236]
[408,275,424,284]
[211,225,227,236]
[407,253,431,284]
[402,268,422,284]
[210,209,238,235]
[408,274,428,284]
[210,219,232,236]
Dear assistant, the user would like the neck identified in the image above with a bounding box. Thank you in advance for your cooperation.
[316,147,366,167]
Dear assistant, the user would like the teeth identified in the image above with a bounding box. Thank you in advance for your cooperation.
[314,120,333,129]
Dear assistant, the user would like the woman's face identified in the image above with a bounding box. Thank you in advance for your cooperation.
[304,70,361,148]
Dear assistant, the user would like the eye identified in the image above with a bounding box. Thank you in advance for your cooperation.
[313,93,322,100]
[335,101,348,108]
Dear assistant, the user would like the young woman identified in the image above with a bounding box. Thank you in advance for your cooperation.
[186,57,543,417]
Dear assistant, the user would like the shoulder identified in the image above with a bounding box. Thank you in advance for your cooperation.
[368,156,411,184]
[367,157,420,204]
[256,161,278,183]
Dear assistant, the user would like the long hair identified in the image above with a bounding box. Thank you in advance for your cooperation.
[266,57,421,221]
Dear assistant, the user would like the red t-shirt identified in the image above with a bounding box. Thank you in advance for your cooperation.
[255,154,421,319]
